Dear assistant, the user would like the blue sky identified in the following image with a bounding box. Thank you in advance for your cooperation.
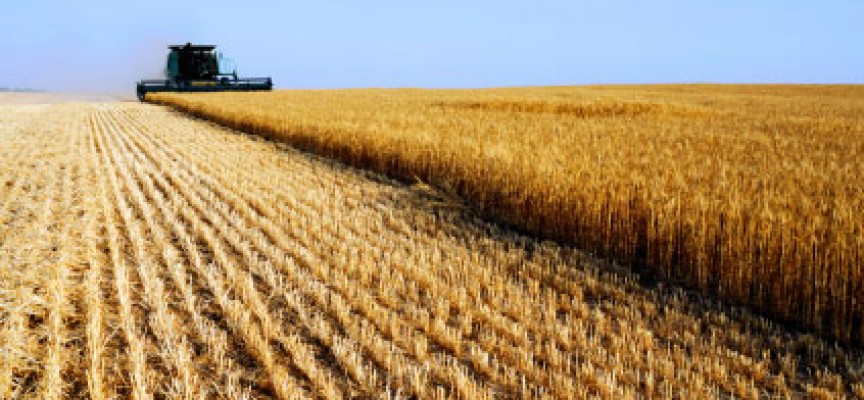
[1,1,862,92]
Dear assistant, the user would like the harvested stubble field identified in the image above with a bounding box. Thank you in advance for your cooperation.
[0,90,860,399]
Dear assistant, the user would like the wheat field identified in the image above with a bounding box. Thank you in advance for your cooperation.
[151,85,864,346]
[0,95,862,398]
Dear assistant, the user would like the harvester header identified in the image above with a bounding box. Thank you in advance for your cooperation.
[136,42,272,101]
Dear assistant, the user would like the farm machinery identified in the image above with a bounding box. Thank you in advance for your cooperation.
[136,43,272,101]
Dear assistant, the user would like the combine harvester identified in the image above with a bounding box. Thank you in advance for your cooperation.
[136,43,272,101]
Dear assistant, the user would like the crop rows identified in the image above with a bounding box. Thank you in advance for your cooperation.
[0,100,861,398]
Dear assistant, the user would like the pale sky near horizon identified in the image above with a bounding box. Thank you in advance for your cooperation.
[1,1,862,93]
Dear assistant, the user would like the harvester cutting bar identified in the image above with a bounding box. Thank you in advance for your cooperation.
[136,77,273,101]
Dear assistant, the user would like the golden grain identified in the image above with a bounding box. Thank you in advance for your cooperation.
[153,85,864,345]
[0,94,861,398]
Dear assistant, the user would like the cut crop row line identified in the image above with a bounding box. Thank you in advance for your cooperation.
[118,103,496,396]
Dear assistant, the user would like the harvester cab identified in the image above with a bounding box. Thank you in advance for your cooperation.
[136,43,272,101]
